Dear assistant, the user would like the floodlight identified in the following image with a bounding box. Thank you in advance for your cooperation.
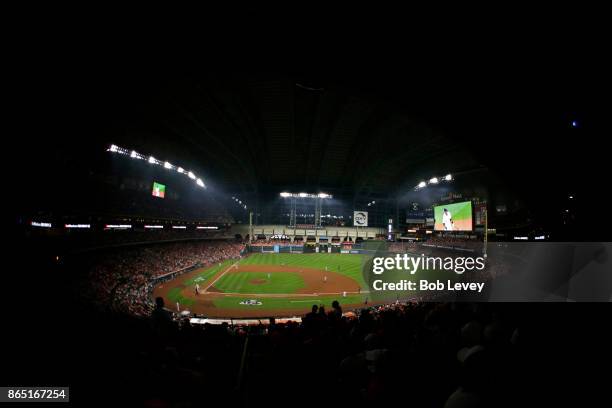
[148,156,156,164]
[299,193,308,197]
[418,181,427,188]
[131,150,138,158]
[445,174,452,181]
[188,171,196,180]
[196,178,205,187]
[177,167,184,173]
[280,192,292,198]
[164,161,172,169]
[318,193,330,198]
[109,144,118,152]
[429,177,439,184]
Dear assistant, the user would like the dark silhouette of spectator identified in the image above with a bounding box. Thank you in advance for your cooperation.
[151,297,174,335]
[330,300,343,319]
[305,305,318,320]
[318,305,326,318]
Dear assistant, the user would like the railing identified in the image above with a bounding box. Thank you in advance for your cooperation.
[151,263,202,281]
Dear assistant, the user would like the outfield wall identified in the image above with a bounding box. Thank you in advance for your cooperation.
[246,241,389,256]
[232,224,385,242]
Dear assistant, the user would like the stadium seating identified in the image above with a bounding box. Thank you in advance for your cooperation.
[83,240,245,316]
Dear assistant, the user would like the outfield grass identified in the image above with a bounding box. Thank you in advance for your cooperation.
[238,253,368,289]
[214,271,306,294]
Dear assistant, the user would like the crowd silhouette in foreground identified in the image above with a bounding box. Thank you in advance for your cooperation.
[137,298,526,407]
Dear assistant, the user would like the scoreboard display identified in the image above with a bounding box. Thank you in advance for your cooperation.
[152,182,166,198]
[434,201,473,231]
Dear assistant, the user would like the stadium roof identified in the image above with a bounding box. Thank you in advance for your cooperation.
[19,48,606,225]
[83,68,601,203]
[84,74,497,201]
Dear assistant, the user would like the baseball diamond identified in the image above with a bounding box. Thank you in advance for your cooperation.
[154,253,371,318]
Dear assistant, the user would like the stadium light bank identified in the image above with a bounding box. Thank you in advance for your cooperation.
[107,144,206,189]
[414,174,452,191]
[231,196,249,210]
[279,192,333,199]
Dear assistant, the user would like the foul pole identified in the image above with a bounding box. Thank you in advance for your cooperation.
[249,211,253,244]
[483,203,488,258]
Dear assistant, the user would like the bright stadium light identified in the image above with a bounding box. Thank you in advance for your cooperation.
[418,181,427,188]
[31,221,52,228]
[280,192,292,198]
[429,177,439,184]
[108,146,206,190]
[445,174,452,181]
[64,224,91,229]
[105,224,132,229]
[299,193,308,197]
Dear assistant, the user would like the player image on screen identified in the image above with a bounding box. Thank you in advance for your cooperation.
[152,182,166,198]
[434,201,473,231]
[442,208,453,230]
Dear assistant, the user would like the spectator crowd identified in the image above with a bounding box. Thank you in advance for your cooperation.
[83,240,244,316]
[124,298,527,407]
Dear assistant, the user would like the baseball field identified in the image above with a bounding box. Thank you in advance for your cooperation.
[153,253,375,318]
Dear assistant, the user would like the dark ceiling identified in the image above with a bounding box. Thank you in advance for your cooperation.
[8,12,610,240]
[14,32,608,217]
[84,64,605,209]
[94,75,487,202]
